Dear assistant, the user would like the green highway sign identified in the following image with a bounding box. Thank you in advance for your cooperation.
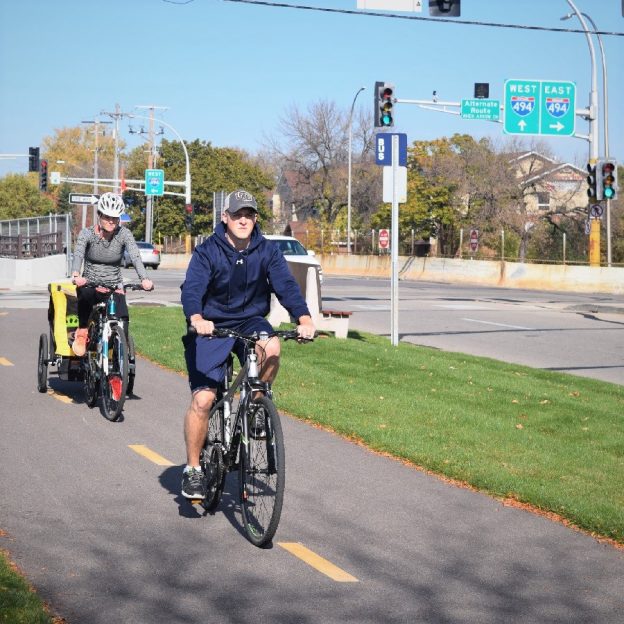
[461,99,500,121]
[145,169,164,196]
[503,79,576,136]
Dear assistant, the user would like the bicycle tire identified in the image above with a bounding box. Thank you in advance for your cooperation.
[37,333,48,393]
[239,396,285,547]
[201,406,226,512]
[126,334,136,396]
[101,324,129,421]
[84,354,98,408]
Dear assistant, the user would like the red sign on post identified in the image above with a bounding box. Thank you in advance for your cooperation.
[379,229,390,250]
[469,229,479,253]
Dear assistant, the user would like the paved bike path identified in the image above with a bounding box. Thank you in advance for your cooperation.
[1,308,623,623]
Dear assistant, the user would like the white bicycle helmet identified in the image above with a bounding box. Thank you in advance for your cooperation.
[97,192,125,218]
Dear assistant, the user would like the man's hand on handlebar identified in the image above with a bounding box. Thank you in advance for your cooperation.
[296,315,316,342]
[141,278,154,292]
[190,314,215,335]
[72,274,87,287]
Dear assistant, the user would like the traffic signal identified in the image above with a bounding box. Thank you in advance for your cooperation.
[28,147,40,172]
[39,160,48,192]
[474,83,489,99]
[586,163,597,200]
[185,203,194,230]
[374,81,395,128]
[429,0,461,16]
[597,160,618,201]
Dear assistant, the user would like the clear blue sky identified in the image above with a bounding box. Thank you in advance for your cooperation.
[1,0,622,179]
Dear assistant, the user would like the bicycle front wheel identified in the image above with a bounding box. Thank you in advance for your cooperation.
[239,396,285,547]
[101,325,128,421]
[201,406,226,512]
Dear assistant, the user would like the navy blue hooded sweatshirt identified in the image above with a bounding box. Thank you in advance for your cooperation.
[181,222,310,325]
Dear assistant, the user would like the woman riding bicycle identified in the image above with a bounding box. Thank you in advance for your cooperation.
[70,192,153,357]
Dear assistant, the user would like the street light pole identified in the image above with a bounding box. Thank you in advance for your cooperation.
[347,86,366,254]
[127,114,191,244]
[562,8,611,265]
[563,0,600,266]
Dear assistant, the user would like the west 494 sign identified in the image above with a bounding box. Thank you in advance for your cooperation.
[504,79,576,137]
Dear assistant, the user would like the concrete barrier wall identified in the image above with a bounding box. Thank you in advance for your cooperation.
[162,252,624,294]
[0,255,69,288]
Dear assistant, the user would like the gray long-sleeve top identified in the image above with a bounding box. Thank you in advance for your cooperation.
[71,225,148,288]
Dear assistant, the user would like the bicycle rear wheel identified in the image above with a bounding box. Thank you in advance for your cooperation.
[101,325,128,421]
[84,354,98,408]
[201,406,226,511]
[239,396,285,547]
[37,333,48,393]
[126,334,136,396]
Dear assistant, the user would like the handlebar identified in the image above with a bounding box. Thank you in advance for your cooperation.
[78,282,153,292]
[188,325,314,343]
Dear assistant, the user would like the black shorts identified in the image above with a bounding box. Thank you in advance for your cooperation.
[183,316,274,393]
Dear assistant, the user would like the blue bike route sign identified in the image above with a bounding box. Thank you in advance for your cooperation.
[503,79,576,137]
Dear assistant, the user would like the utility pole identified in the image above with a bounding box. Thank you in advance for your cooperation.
[101,103,133,194]
[81,118,111,225]
[135,105,167,243]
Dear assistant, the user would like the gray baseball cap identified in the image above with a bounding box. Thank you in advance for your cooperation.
[223,189,258,214]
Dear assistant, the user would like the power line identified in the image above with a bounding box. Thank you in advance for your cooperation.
[220,0,624,37]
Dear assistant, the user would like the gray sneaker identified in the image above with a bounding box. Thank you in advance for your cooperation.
[182,467,205,499]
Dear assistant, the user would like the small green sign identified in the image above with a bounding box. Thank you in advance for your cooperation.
[461,99,500,121]
[145,169,164,196]
[504,79,575,136]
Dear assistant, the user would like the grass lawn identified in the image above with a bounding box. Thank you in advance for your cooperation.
[130,305,624,545]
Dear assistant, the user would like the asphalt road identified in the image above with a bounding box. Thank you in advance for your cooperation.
[0,275,623,623]
[321,276,624,385]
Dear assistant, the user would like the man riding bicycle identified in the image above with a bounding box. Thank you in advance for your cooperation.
[71,192,153,356]
[180,189,315,499]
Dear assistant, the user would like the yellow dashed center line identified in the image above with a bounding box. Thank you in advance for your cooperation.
[129,444,175,466]
[0,357,14,366]
[278,542,359,582]
[47,389,74,404]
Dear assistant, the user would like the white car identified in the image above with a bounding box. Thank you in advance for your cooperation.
[264,235,323,283]
[122,241,161,270]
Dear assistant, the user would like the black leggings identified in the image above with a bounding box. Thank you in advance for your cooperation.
[77,286,129,331]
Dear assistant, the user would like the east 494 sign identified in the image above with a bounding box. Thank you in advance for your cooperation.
[504,79,576,137]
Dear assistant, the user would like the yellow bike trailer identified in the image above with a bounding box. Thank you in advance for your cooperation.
[37,280,84,392]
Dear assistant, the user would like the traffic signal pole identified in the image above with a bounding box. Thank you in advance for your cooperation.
[564,0,600,266]
[390,135,399,347]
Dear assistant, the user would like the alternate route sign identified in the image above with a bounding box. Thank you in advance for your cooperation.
[503,79,576,136]
[69,193,99,205]
[461,99,500,121]
[145,169,165,196]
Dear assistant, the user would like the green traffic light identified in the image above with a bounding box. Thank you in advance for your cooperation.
[604,186,615,199]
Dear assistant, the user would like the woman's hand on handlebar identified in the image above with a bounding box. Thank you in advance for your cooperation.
[72,274,87,287]
[190,315,214,335]
[141,278,154,292]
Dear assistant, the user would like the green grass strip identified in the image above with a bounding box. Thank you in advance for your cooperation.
[130,305,624,544]
[0,549,54,624]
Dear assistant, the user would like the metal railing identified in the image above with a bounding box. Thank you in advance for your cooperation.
[0,231,63,258]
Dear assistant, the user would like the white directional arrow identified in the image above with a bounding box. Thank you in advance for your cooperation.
[549,121,565,132]
[69,193,100,205]
[518,120,527,132]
